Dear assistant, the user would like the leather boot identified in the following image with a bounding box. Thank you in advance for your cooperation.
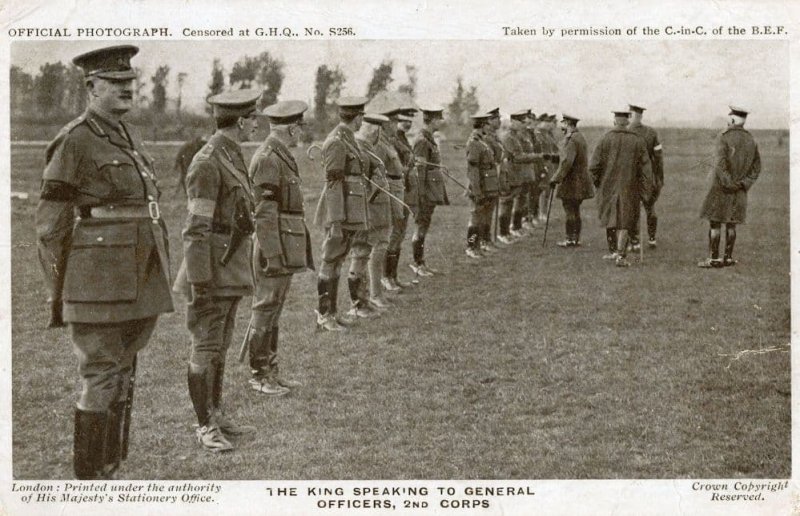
[212,361,256,437]
[104,400,124,477]
[187,365,211,428]
[316,278,331,316]
[270,326,301,388]
[74,408,109,479]
[724,224,737,266]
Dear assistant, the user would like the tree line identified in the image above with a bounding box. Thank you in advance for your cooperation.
[10,52,481,140]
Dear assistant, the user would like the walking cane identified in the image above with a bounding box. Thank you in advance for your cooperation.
[541,187,556,247]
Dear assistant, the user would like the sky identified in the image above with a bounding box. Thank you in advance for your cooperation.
[11,39,789,128]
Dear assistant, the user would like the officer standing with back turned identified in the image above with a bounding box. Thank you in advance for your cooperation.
[35,45,174,478]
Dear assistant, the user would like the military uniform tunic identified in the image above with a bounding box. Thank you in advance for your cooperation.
[700,126,761,224]
[174,133,255,299]
[414,127,449,208]
[394,127,420,213]
[36,108,173,411]
[173,132,255,370]
[313,123,370,279]
[37,109,173,324]
[466,129,497,229]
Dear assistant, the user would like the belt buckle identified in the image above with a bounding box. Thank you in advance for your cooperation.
[148,201,161,220]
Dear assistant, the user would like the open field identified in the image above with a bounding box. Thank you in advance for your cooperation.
[10,126,790,479]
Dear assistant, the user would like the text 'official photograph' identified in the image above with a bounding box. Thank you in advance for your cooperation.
[9,39,789,480]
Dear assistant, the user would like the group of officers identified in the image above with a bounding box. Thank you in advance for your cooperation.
[34,45,763,478]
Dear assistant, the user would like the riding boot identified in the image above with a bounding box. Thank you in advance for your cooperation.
[606,228,617,252]
[104,400,124,477]
[647,215,657,241]
[317,278,331,316]
[348,276,363,308]
[724,224,736,264]
[709,226,721,260]
[187,365,211,428]
[499,214,511,236]
[412,237,424,265]
[74,408,109,480]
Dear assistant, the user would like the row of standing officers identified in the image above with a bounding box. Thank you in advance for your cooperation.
[34,45,762,477]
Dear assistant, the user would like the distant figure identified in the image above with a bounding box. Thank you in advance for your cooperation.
[627,104,664,249]
[173,135,208,194]
[697,106,761,268]
[549,113,594,247]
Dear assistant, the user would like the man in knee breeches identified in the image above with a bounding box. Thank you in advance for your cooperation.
[243,100,314,396]
[173,89,261,452]
[312,97,371,331]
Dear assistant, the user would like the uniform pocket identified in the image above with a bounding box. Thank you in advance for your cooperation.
[64,221,138,303]
[93,156,143,199]
[278,213,308,268]
[285,177,304,212]
[426,169,446,203]
[344,176,367,225]
[482,170,499,193]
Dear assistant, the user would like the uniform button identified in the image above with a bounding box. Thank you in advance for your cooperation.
[133,151,139,156]
[112,160,119,165]
[147,195,154,201]
[96,237,104,242]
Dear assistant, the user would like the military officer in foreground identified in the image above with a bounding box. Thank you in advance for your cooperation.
[411,106,449,275]
[242,100,313,397]
[464,113,497,258]
[627,104,664,250]
[698,106,761,268]
[35,45,174,478]
[313,97,370,330]
[173,89,261,452]
[549,114,593,247]
[589,110,654,267]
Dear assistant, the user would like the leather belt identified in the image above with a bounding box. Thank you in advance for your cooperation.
[386,175,403,180]
[90,201,161,220]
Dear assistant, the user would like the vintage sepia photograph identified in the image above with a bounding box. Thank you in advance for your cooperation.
[8,37,790,486]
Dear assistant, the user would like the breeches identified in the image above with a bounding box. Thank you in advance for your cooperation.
[414,201,436,237]
[187,297,241,369]
[469,198,494,227]
[250,274,293,330]
[387,210,410,253]
[498,186,521,216]
[71,316,157,411]
[319,227,357,279]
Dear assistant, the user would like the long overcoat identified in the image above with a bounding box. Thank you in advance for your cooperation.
[699,126,761,224]
[589,127,653,229]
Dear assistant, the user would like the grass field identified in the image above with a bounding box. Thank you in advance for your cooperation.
[10,126,790,480]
